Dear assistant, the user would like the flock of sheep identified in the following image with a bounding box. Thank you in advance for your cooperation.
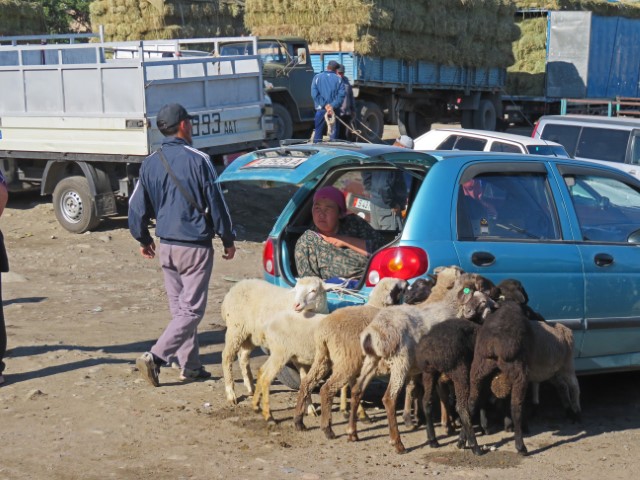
[220,266,581,456]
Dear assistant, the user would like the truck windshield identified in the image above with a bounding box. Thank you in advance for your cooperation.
[219,41,286,64]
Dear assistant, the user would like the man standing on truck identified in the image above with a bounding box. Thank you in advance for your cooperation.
[128,103,236,387]
[336,64,356,140]
[311,60,345,143]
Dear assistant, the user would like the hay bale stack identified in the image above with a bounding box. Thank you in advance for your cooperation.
[245,0,520,68]
[90,0,247,41]
[0,0,46,36]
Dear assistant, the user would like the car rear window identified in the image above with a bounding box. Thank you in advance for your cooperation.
[576,127,629,164]
[539,124,580,156]
[490,142,522,153]
[454,136,487,151]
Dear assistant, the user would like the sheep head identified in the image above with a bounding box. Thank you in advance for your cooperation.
[497,278,529,304]
[458,288,498,322]
[367,278,409,308]
[404,277,435,305]
[292,276,327,313]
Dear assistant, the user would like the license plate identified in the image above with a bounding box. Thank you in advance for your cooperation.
[242,156,308,169]
[352,197,370,211]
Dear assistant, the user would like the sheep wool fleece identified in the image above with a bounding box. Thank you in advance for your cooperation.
[151,243,213,371]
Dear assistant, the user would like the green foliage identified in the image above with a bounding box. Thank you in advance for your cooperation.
[37,0,92,33]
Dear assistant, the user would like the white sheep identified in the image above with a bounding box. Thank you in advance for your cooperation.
[346,267,495,453]
[221,276,329,405]
[292,277,409,438]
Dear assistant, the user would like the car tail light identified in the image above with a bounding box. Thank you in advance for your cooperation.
[531,120,540,139]
[366,246,428,287]
[262,238,277,276]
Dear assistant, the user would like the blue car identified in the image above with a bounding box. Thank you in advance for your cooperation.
[219,142,640,375]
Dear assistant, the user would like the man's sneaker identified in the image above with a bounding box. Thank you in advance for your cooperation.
[179,367,212,382]
[136,352,160,387]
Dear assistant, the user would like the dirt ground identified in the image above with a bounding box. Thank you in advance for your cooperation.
[2,149,640,480]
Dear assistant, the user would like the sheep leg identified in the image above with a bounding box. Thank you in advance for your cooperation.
[222,336,242,405]
[382,363,408,454]
[293,357,330,431]
[255,355,284,423]
[320,371,351,439]
[451,365,484,456]
[502,361,528,456]
[402,376,422,429]
[436,380,457,436]
[238,341,255,395]
[421,370,440,448]
[468,357,498,417]
[347,355,378,442]
[297,365,318,417]
[251,366,264,414]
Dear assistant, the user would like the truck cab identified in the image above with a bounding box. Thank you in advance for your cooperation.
[219,37,316,141]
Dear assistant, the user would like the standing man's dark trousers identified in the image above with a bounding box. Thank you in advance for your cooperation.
[313,109,338,143]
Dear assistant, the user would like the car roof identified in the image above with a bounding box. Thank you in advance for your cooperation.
[418,128,563,146]
[538,115,640,127]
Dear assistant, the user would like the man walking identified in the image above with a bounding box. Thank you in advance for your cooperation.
[311,60,345,143]
[336,64,356,140]
[129,103,236,386]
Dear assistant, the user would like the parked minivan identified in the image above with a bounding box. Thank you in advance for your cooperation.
[533,115,640,179]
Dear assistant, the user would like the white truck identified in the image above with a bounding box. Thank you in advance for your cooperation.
[0,34,270,233]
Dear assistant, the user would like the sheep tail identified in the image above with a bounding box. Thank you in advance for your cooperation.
[362,333,376,356]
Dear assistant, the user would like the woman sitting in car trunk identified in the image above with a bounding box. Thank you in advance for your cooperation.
[294,185,385,281]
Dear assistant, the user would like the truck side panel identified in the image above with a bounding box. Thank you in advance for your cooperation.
[310,52,505,91]
[0,43,266,157]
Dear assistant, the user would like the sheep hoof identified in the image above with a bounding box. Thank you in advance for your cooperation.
[347,433,359,442]
[446,425,457,436]
[394,442,407,454]
[225,390,238,406]
[516,445,528,456]
[472,446,486,456]
[266,415,277,425]
[427,439,440,449]
[293,417,306,431]
[456,438,466,450]
[342,411,350,419]
[322,428,336,440]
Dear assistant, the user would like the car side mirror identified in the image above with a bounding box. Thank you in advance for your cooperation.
[296,48,307,65]
[628,228,640,244]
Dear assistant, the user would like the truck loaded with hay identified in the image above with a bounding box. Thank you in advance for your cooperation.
[506,2,640,124]
[0,33,270,233]
[246,0,520,140]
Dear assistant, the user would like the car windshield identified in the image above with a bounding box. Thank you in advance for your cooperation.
[526,145,570,157]
[219,41,286,64]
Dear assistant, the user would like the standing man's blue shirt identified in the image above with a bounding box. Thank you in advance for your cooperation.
[311,71,345,111]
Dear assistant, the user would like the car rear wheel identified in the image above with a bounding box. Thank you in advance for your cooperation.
[473,99,497,131]
[52,176,100,233]
[272,102,294,141]
[357,100,384,143]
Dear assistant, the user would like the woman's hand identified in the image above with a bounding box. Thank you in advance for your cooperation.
[319,233,368,256]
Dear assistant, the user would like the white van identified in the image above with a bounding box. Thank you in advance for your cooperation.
[533,115,640,179]
[414,128,569,157]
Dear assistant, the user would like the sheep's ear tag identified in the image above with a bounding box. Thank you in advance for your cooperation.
[463,287,471,295]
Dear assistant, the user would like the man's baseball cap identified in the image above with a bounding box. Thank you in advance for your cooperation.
[395,135,414,149]
[327,60,339,70]
[156,103,194,130]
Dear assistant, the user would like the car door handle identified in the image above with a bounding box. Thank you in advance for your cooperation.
[594,253,614,267]
[471,251,496,267]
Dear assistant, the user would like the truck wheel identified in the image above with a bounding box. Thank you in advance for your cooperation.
[358,101,384,143]
[277,364,301,390]
[272,102,293,141]
[52,176,100,233]
[473,99,497,131]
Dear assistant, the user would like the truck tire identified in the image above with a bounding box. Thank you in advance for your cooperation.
[358,101,384,143]
[473,99,497,131]
[52,176,100,233]
[276,364,301,390]
[272,102,294,141]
